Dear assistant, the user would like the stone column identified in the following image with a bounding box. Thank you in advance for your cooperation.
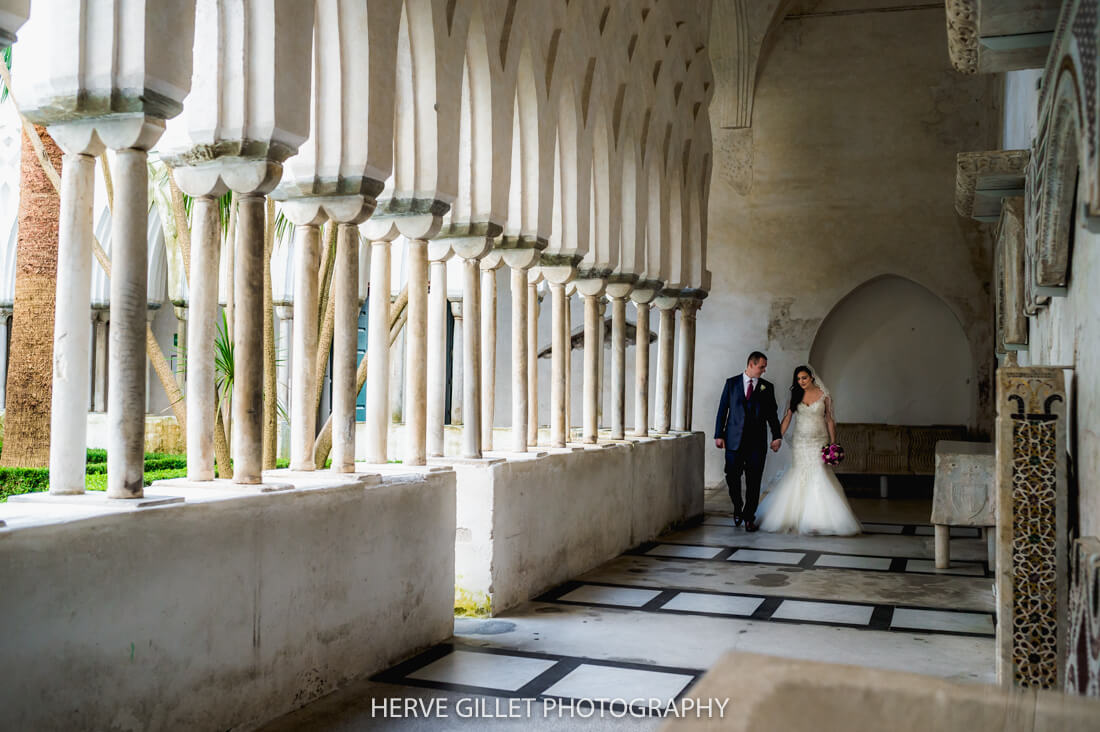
[403,238,429,466]
[461,256,482,458]
[290,224,321,470]
[597,297,607,427]
[275,304,293,461]
[549,282,568,447]
[480,257,502,451]
[365,239,392,463]
[564,287,572,440]
[173,305,188,393]
[674,299,700,431]
[185,195,222,481]
[654,300,676,434]
[510,266,528,452]
[331,224,360,472]
[995,367,1068,690]
[107,148,150,498]
[427,257,449,457]
[0,309,11,410]
[49,152,96,495]
[450,299,463,425]
[577,280,606,444]
[631,287,658,437]
[607,290,630,440]
[526,276,540,446]
[230,193,266,485]
[93,311,109,412]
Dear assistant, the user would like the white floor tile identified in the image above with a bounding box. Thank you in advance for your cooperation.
[891,608,994,635]
[558,585,663,607]
[905,559,986,576]
[728,549,805,565]
[771,600,875,626]
[543,664,694,705]
[645,544,725,560]
[704,517,736,527]
[407,650,557,691]
[814,554,893,571]
[861,523,905,534]
[661,592,764,616]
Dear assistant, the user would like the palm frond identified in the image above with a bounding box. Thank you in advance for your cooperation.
[1,47,11,104]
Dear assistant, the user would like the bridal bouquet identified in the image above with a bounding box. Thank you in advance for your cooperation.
[821,443,845,466]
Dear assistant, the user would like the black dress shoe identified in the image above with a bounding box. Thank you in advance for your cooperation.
[745,520,759,533]
[733,509,743,527]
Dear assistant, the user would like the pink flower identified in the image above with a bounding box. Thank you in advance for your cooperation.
[821,443,845,466]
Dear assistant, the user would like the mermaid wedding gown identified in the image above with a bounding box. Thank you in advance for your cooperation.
[756,397,862,536]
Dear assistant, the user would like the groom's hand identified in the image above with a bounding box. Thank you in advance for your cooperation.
[715,438,725,449]
[770,439,782,452]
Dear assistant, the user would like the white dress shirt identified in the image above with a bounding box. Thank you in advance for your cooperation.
[743,373,757,399]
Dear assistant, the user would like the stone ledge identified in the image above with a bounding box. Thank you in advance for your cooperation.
[665,651,1100,731]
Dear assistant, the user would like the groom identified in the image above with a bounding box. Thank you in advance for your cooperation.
[714,351,782,531]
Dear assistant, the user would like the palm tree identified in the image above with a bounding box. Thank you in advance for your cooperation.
[0,47,62,467]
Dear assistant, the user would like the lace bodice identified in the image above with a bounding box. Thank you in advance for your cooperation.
[791,397,829,446]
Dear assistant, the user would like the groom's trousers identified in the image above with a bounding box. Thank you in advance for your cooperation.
[725,446,765,521]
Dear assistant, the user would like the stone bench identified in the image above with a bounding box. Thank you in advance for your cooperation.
[834,423,968,497]
[932,440,995,569]
[664,652,1100,731]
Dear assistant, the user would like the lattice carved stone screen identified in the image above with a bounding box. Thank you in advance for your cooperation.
[995,367,1068,689]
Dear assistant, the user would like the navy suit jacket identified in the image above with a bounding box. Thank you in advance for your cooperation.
[714,374,782,454]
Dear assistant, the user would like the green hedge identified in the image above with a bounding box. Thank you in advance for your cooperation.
[2,454,294,502]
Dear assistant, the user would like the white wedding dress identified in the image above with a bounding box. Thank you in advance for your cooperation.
[756,396,862,536]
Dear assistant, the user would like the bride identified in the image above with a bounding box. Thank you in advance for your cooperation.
[756,365,861,536]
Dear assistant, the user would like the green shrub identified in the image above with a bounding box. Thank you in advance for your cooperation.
[86,449,108,464]
[0,467,50,502]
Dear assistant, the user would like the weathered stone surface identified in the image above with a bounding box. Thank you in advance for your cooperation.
[1067,536,1100,696]
[932,440,995,526]
[665,651,1100,731]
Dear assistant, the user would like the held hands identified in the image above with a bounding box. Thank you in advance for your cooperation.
[770,439,782,452]
[715,438,726,449]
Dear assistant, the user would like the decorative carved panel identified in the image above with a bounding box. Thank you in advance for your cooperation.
[955,150,1029,220]
[995,367,1068,690]
[995,197,1029,347]
[1066,536,1100,696]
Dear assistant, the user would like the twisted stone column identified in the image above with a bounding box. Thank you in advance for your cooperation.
[49,152,95,495]
[365,239,392,463]
[427,259,449,457]
[331,223,360,472]
[230,193,266,484]
[290,224,321,471]
[186,195,222,481]
[107,148,151,497]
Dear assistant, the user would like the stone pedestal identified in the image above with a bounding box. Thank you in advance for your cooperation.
[995,367,1068,689]
[931,440,995,568]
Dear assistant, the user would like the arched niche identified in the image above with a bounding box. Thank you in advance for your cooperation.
[808,275,976,427]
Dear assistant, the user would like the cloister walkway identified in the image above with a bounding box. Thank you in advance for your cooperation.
[261,489,995,730]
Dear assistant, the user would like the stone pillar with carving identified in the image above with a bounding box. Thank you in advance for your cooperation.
[1066,537,1100,696]
[995,367,1068,689]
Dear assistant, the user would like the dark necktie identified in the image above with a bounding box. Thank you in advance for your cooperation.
[746,378,754,400]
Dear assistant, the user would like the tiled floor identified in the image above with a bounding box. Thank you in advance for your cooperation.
[260,492,996,731]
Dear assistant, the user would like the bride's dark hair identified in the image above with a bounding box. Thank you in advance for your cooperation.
[789,365,814,412]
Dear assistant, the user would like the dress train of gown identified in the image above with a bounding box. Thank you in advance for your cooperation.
[756,398,861,536]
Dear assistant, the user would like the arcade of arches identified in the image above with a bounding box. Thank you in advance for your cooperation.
[0,1,1099,729]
